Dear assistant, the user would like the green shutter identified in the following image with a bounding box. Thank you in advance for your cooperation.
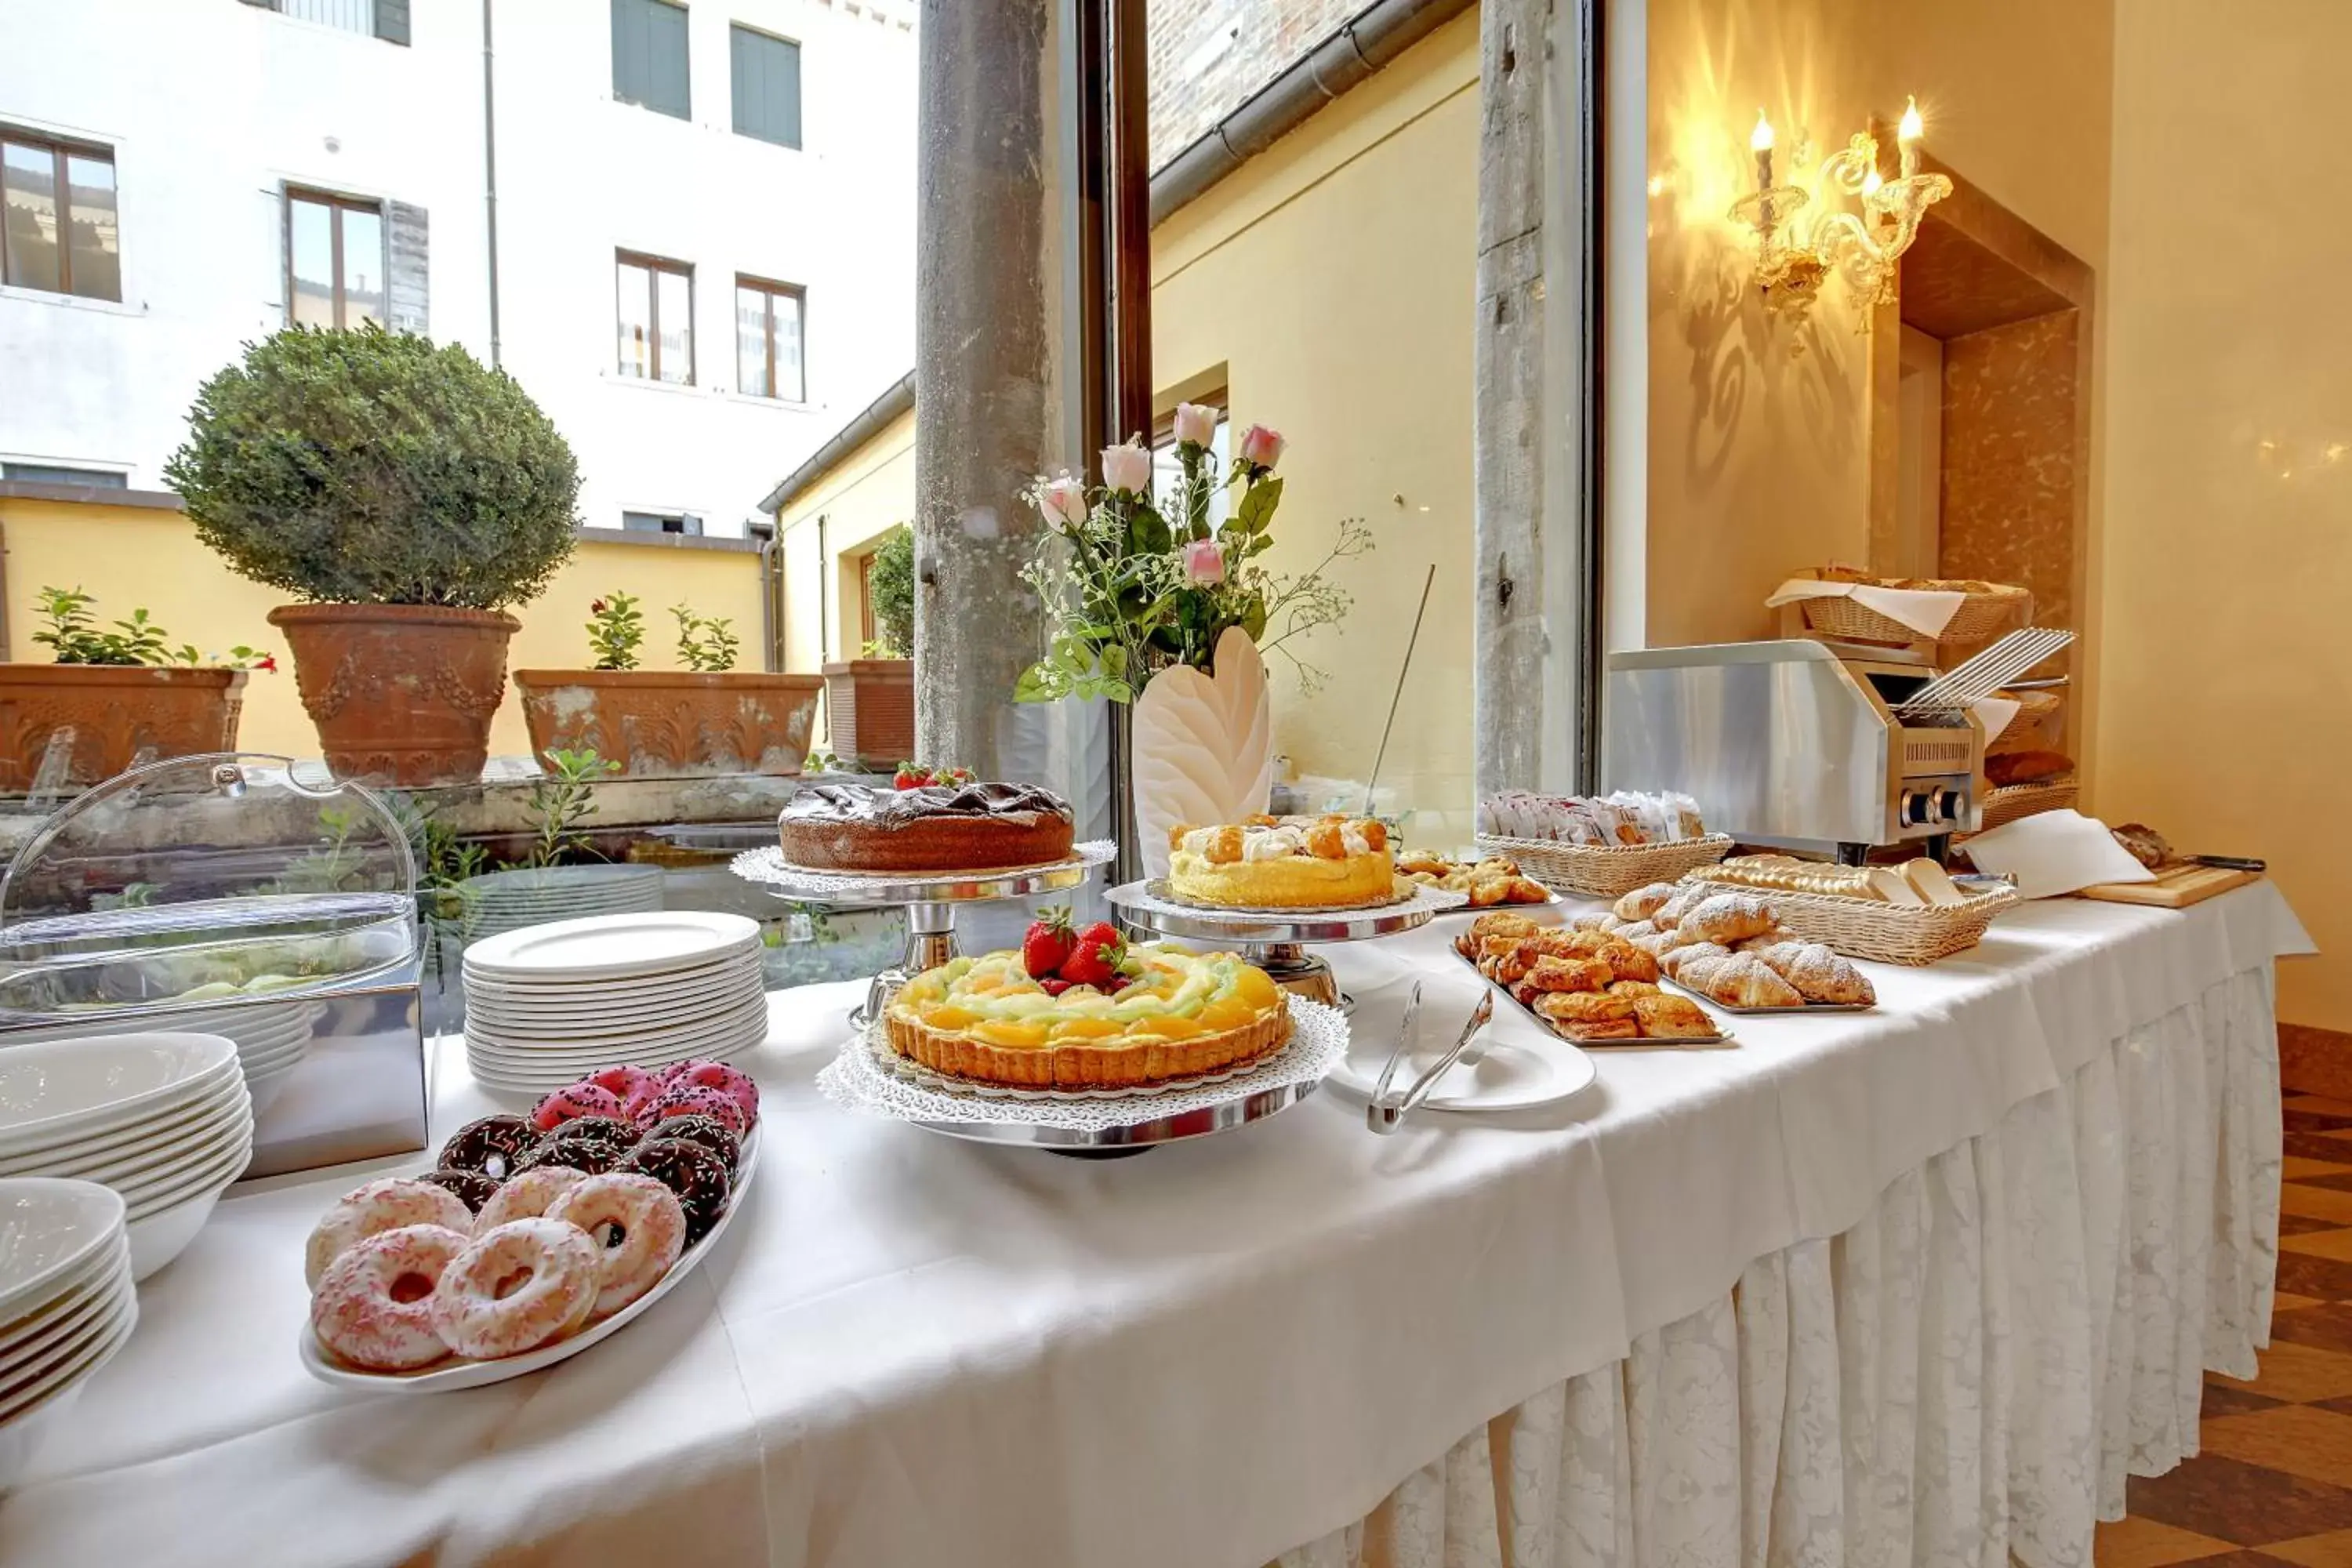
[729,24,800,149]
[612,0,688,120]
[374,0,409,45]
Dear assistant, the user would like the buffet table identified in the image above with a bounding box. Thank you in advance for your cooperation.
[0,885,2310,1568]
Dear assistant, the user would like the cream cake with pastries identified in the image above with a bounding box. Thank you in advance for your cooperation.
[1165,813,1395,909]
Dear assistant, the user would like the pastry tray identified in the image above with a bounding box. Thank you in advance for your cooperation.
[1109,880,1465,944]
[1450,948,1735,1048]
[1659,975,1875,1015]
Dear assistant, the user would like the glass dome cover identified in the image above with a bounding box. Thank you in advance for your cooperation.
[0,753,420,1022]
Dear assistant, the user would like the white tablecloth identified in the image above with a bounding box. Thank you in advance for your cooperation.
[0,886,2311,1568]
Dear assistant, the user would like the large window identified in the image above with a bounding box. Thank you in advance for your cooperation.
[612,0,689,120]
[618,252,694,384]
[242,0,409,45]
[285,189,384,329]
[1,132,120,302]
[730,25,803,149]
[735,278,804,401]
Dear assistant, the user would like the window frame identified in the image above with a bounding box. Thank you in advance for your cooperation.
[612,0,691,121]
[1,128,121,302]
[728,22,804,151]
[283,186,387,331]
[734,274,805,401]
[617,249,697,385]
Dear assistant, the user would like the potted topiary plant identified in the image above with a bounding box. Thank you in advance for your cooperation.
[510,591,824,776]
[165,324,582,786]
[0,587,273,790]
[822,523,916,766]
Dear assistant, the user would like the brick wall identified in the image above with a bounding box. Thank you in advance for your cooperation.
[1148,0,1367,168]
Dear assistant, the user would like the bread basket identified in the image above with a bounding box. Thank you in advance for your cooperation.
[1475,833,1732,901]
[1969,775,2079,836]
[1791,572,2031,648]
[1683,875,2019,966]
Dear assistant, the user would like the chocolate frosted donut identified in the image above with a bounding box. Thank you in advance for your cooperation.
[416,1167,503,1213]
[547,1116,640,1151]
[617,1138,732,1243]
[437,1114,539,1181]
[514,1134,630,1178]
[647,1112,739,1178]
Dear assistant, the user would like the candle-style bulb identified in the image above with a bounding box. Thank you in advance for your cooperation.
[1898,96,1923,143]
[1860,168,1884,198]
[1751,110,1775,152]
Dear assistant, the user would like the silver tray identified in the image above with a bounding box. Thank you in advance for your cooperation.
[731,841,1117,906]
[1107,879,1465,943]
[1450,947,1736,1048]
[1659,975,1875,1015]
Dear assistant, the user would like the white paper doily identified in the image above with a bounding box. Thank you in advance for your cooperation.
[817,995,1348,1131]
[1120,880,1467,923]
[731,840,1116,897]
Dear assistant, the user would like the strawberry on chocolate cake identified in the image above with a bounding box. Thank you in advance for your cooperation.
[776,779,1075,873]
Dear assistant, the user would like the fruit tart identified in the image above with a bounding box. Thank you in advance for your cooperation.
[885,914,1291,1089]
[1166,814,1395,910]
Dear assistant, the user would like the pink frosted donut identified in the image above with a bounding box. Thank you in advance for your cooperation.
[638,1083,747,1137]
[430,1218,602,1359]
[532,1082,624,1132]
[310,1223,470,1370]
[589,1065,657,1104]
[668,1061,759,1127]
[621,1075,668,1124]
[473,1165,590,1233]
[305,1177,475,1289]
[548,1174,687,1316]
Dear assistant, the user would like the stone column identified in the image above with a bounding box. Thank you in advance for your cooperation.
[913,0,1069,779]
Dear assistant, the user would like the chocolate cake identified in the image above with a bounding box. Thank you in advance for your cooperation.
[775,782,1076,873]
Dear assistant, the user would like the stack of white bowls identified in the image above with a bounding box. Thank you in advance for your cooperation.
[459,865,665,943]
[0,1178,136,1488]
[0,1033,253,1279]
[38,999,317,1113]
[463,912,768,1094]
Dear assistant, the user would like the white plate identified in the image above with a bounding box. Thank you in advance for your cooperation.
[0,1073,249,1174]
[17,1105,250,1189]
[300,1126,761,1392]
[120,1131,253,1217]
[125,1185,230,1279]
[468,1035,764,1094]
[0,1238,118,1359]
[0,1181,127,1322]
[464,913,761,982]
[0,1036,241,1152]
[0,1255,127,1381]
[463,978,764,1028]
[460,955,764,1001]
[466,1009,769,1064]
[0,1289,135,1424]
[1325,1031,1598,1113]
[466,994,769,1049]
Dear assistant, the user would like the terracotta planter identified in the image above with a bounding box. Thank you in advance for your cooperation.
[822,658,914,765]
[510,669,825,777]
[0,664,247,791]
[270,604,517,786]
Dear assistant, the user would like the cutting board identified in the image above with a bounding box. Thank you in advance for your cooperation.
[2076,861,2260,909]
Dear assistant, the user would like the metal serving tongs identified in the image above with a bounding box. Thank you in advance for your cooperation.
[1367,983,1495,1134]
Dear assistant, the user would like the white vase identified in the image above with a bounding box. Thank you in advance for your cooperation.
[1128,627,1274,880]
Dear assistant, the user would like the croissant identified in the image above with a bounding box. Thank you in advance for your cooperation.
[1568,910,1616,933]
[1671,952,1735,993]
[1633,994,1715,1039]
[1696,954,1804,1008]
[1615,919,1658,942]
[1659,941,1731,978]
[1612,881,1678,923]
[1601,940,1661,985]
[1679,893,1780,946]
[1651,887,1704,931]
[1784,946,1875,1005]
[1628,928,1677,958]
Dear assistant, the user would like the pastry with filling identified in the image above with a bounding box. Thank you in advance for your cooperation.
[778,781,1074,873]
[1166,815,1395,910]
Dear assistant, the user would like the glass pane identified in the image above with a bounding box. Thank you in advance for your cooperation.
[615,260,652,378]
[735,285,768,397]
[289,196,336,327]
[775,292,803,401]
[2,143,60,294]
[656,266,692,384]
[1152,413,1229,530]
[62,154,118,303]
[339,205,384,328]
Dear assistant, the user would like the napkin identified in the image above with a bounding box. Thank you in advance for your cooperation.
[1959,809,2154,899]
[1970,695,2022,746]
[1766,579,1968,637]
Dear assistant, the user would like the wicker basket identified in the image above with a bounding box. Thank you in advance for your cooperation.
[1699,877,2020,965]
[1970,775,2079,835]
[1985,688,2066,757]
[1795,583,2031,648]
[1475,833,1732,900]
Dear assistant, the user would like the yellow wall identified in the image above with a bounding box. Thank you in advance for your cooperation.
[0,498,767,763]
[775,408,915,682]
[1639,0,2113,648]
[2096,0,2348,1029]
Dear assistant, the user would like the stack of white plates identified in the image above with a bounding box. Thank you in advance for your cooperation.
[0,1179,136,1488]
[0,1033,254,1279]
[463,912,768,1093]
[38,999,318,1114]
[459,865,665,942]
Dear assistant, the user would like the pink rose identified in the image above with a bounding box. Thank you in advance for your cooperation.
[1172,402,1218,449]
[1181,539,1226,585]
[1238,423,1286,471]
[1037,472,1089,528]
[1099,440,1152,495]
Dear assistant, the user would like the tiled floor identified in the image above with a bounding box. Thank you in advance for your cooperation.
[2096,1095,2352,1566]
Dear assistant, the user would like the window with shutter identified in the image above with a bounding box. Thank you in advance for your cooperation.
[730,25,802,150]
[612,0,690,121]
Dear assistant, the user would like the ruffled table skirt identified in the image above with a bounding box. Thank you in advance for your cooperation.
[1279,967,2279,1568]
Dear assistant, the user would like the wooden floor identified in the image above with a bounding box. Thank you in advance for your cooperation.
[2096,1094,2352,1565]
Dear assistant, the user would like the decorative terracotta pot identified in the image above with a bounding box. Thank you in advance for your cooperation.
[0,665,248,791]
[510,669,825,777]
[269,604,517,786]
[821,658,915,765]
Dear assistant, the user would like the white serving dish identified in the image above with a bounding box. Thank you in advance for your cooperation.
[0,1034,241,1152]
[0,1181,127,1322]
[0,1287,135,1421]
[463,913,760,982]
[125,1185,230,1278]
[0,1072,249,1174]
[300,1127,760,1393]
[1326,1031,1598,1113]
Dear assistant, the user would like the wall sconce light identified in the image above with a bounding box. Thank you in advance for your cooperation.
[1729,96,1951,328]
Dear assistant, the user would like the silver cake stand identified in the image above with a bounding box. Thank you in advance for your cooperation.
[732,841,1118,1025]
[1105,880,1467,1009]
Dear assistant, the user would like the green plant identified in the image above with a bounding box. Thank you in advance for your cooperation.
[587,591,644,670]
[804,749,844,773]
[31,586,274,670]
[522,746,620,868]
[864,524,915,658]
[165,323,583,609]
[671,603,740,673]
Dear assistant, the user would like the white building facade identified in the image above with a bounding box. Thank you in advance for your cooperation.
[0,0,918,539]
